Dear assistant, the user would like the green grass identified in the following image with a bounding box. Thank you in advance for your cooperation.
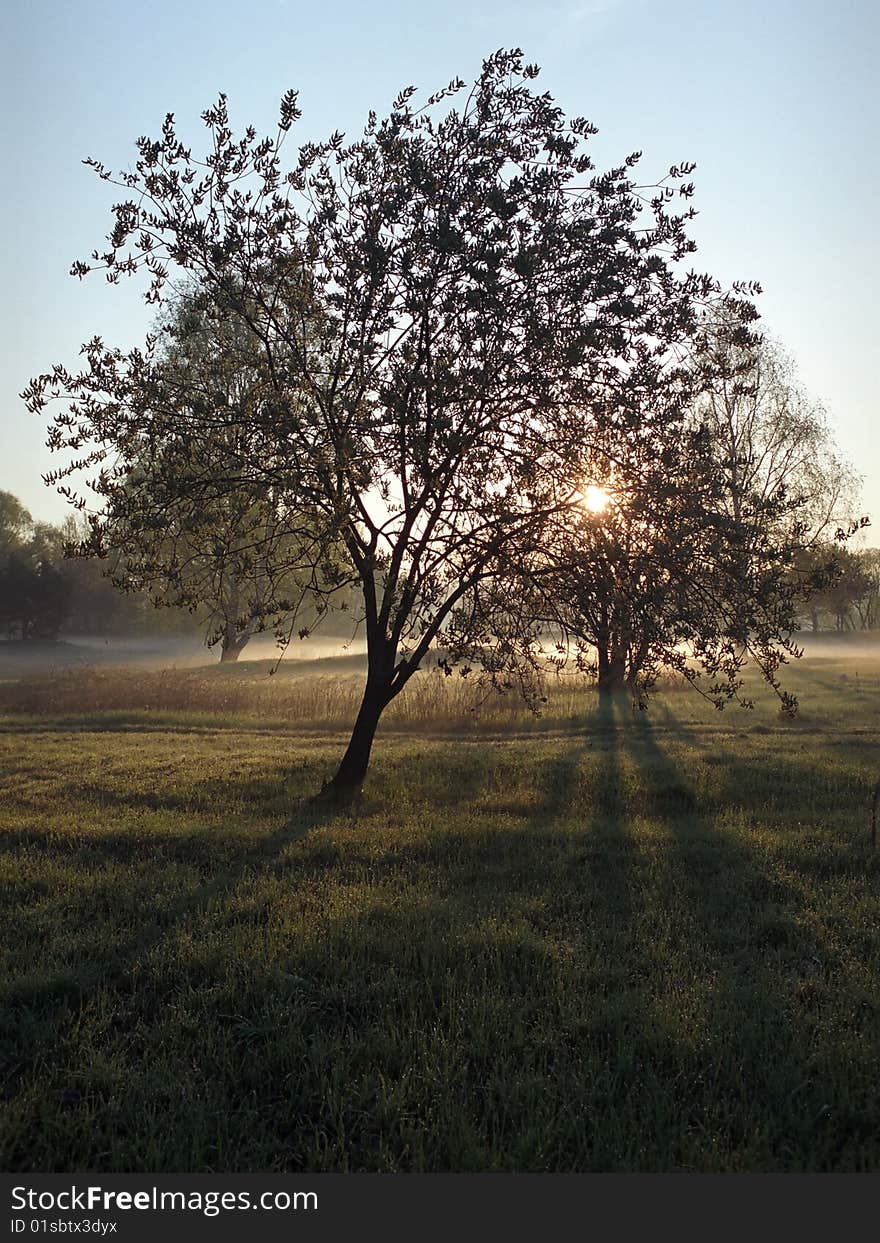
[1,650,879,1171]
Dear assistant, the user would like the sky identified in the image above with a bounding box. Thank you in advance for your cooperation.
[2,0,877,532]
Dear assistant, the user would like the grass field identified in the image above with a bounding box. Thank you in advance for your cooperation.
[1,642,879,1171]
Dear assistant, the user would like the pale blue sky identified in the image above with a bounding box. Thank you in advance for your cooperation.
[3,0,877,528]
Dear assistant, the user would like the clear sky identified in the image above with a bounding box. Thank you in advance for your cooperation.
[3,0,877,529]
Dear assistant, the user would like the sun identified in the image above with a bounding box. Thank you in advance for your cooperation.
[580,484,611,514]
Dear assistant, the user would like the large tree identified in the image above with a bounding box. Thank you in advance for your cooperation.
[693,329,860,542]
[25,50,757,800]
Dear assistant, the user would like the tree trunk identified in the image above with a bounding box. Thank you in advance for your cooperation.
[597,645,627,696]
[219,630,250,662]
[317,681,387,804]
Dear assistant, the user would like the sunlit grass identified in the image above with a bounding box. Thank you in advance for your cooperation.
[2,640,879,734]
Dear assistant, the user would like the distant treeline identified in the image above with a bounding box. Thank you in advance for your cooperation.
[0,491,197,639]
[800,545,880,632]
[0,489,357,646]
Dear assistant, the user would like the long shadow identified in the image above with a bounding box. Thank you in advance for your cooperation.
[616,701,876,1169]
[528,694,626,822]
[1,741,511,1168]
[163,711,646,1171]
[0,765,345,1094]
[167,703,673,1171]
[650,700,704,746]
[6,710,876,1171]
[527,699,635,929]
[1,736,513,1083]
[434,693,642,1169]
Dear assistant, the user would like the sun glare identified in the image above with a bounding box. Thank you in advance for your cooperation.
[580,484,611,514]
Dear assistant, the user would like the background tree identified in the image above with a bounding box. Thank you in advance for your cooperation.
[0,494,200,640]
[548,443,742,702]
[0,494,65,639]
[542,327,865,707]
[91,280,345,661]
[851,548,880,630]
[799,543,875,631]
[693,328,865,654]
[692,329,860,541]
[25,50,759,801]
[0,491,34,553]
[0,550,69,640]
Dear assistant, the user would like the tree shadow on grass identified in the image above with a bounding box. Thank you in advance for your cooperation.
[3,732,647,1170]
[5,713,878,1171]
[1,716,645,1170]
[0,765,346,1098]
[1,739,513,1104]
[614,701,879,1169]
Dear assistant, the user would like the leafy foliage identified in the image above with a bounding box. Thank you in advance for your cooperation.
[25,49,760,794]
[538,328,866,711]
[88,281,352,660]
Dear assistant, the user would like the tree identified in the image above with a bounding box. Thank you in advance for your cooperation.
[543,327,864,707]
[547,445,741,702]
[852,548,880,630]
[802,544,875,631]
[0,494,195,639]
[54,511,191,636]
[692,330,860,543]
[692,329,864,657]
[25,49,758,801]
[0,491,33,553]
[0,550,69,639]
[94,280,342,661]
[0,496,69,640]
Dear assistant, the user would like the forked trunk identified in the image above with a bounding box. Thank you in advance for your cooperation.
[219,634,250,662]
[220,622,250,662]
[597,646,627,697]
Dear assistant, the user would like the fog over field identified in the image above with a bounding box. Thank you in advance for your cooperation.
[2,628,878,682]
[0,631,369,676]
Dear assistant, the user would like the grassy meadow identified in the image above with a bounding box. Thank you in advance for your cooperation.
[1,638,879,1171]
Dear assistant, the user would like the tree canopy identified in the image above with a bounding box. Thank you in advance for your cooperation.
[25,49,765,799]
[94,280,348,660]
[539,327,864,708]
[0,491,34,552]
